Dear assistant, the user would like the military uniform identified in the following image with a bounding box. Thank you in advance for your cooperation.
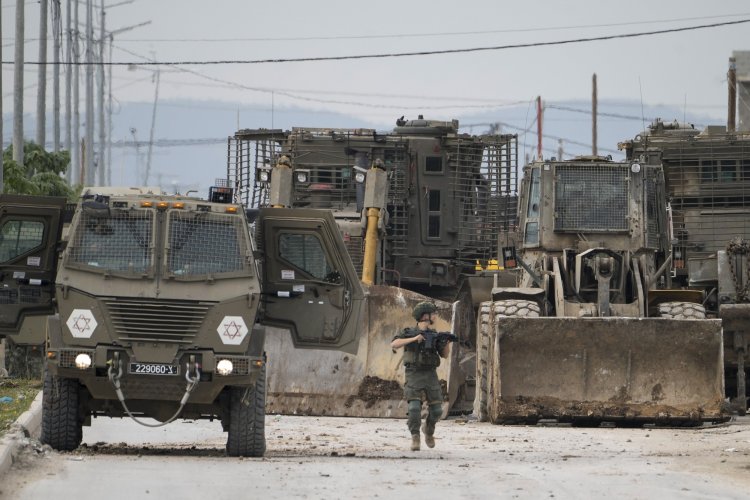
[392,326,449,442]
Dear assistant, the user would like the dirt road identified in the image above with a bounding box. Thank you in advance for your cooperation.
[2,415,750,499]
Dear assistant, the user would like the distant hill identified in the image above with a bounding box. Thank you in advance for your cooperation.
[5,98,726,196]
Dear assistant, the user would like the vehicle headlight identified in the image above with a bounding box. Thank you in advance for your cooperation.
[216,359,234,376]
[75,353,92,370]
[354,171,366,184]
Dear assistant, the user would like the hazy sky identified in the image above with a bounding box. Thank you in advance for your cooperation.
[2,0,749,129]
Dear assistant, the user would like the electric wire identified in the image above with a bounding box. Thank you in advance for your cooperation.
[6,18,749,66]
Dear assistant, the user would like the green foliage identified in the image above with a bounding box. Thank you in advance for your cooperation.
[2,141,78,200]
[0,378,42,438]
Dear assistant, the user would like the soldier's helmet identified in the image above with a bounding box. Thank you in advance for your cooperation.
[413,301,437,321]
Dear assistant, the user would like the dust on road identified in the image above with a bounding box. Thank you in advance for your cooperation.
[3,415,750,499]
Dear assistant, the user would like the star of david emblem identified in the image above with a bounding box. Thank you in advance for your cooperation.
[66,309,98,339]
[216,316,248,345]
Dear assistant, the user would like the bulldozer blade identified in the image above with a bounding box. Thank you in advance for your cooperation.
[487,317,726,424]
[264,284,471,418]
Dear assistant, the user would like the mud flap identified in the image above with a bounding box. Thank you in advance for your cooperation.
[487,317,726,424]
[264,284,471,418]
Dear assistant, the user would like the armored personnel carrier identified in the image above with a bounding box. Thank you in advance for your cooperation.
[0,186,363,456]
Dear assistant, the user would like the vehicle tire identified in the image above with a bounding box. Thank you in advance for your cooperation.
[226,365,266,457]
[40,369,82,451]
[657,302,706,320]
[474,302,492,422]
[492,299,542,319]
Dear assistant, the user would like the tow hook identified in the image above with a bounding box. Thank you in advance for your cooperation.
[185,354,201,386]
[106,351,201,428]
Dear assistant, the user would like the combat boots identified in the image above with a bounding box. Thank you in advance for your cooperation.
[411,434,420,451]
[422,423,435,448]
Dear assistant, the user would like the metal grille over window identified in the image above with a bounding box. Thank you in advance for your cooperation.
[554,165,629,232]
[69,210,153,274]
[227,133,282,208]
[644,170,660,249]
[167,211,246,277]
[660,142,750,258]
[452,136,519,264]
[0,220,44,263]
[279,233,333,280]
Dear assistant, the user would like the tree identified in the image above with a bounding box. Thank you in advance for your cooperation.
[2,141,77,199]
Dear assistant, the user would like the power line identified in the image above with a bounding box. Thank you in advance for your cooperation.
[464,120,620,155]
[7,18,750,66]
[547,104,656,122]
[6,12,750,43]
[110,44,527,111]
[545,103,709,129]
[91,12,750,42]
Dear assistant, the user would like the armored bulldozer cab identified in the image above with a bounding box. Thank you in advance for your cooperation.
[475,157,725,425]
[0,188,364,456]
[228,118,519,417]
[229,118,518,296]
[507,157,673,316]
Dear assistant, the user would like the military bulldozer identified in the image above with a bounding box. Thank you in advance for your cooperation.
[475,157,726,425]
[227,117,519,417]
[0,186,364,456]
[621,119,750,413]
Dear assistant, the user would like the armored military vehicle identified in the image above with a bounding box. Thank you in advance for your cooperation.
[227,118,518,417]
[476,157,726,425]
[0,186,364,456]
[620,120,750,412]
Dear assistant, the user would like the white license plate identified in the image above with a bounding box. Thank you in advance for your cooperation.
[128,362,179,376]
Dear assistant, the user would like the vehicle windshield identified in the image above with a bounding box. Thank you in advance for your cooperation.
[167,211,247,278]
[554,164,629,232]
[66,206,251,279]
[68,209,153,274]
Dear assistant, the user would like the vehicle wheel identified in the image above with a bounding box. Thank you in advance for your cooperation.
[657,302,706,320]
[41,369,82,451]
[226,365,266,457]
[492,299,542,319]
[474,302,492,422]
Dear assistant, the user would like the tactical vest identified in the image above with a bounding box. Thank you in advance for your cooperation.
[400,327,441,370]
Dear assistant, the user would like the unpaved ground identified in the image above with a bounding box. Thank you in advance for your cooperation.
[2,415,750,499]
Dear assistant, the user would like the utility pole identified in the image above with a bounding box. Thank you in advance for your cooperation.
[592,73,598,156]
[1,0,4,174]
[145,69,160,185]
[36,0,48,148]
[728,57,737,133]
[85,0,95,185]
[64,0,72,181]
[536,96,543,161]
[97,0,106,185]
[557,139,563,161]
[107,34,113,185]
[52,0,62,152]
[13,0,25,166]
[106,19,151,185]
[0,0,2,376]
[72,0,80,183]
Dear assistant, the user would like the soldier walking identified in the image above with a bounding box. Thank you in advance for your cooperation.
[391,302,453,451]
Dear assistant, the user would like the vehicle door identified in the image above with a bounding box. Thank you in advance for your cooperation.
[0,195,66,339]
[258,207,364,354]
